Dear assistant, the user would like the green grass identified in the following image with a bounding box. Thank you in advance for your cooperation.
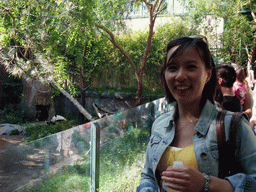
[27,166,90,192]
[27,126,149,192]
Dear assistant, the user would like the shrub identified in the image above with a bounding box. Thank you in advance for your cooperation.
[1,104,37,124]
[25,121,73,142]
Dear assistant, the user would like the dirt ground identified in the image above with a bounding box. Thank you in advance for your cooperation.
[0,135,28,191]
[0,134,82,192]
[0,135,26,152]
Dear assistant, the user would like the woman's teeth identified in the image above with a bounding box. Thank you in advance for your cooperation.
[176,86,190,90]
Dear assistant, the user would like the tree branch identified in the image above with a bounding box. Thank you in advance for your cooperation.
[51,80,94,121]
[2,6,31,61]
[245,44,249,57]
[245,34,256,71]
[249,0,256,23]
[153,0,160,11]
[98,24,138,74]
[142,0,153,7]
[140,0,162,74]
[154,1,167,17]
[3,48,94,121]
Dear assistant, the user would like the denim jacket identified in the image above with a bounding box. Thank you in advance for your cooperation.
[137,100,256,192]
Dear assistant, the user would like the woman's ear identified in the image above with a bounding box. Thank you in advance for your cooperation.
[206,69,212,83]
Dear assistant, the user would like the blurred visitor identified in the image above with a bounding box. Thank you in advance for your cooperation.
[233,65,253,119]
[215,63,241,112]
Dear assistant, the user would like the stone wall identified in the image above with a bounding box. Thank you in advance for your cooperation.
[54,91,161,118]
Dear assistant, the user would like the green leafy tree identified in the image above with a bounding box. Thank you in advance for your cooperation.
[98,0,167,105]
[0,0,140,120]
[0,0,96,121]
[93,18,194,92]
[182,0,256,69]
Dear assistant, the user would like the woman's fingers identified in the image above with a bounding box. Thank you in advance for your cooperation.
[161,164,205,192]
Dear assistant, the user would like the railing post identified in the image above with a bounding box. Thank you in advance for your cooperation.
[90,122,100,192]
[44,149,49,174]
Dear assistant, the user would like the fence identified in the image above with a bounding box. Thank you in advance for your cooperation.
[0,97,173,191]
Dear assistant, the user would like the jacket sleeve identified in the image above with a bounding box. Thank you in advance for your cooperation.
[137,141,160,192]
[225,116,256,191]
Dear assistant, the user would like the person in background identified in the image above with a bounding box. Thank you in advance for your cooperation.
[248,65,256,134]
[245,69,255,91]
[233,65,253,119]
[215,63,241,112]
[137,36,256,192]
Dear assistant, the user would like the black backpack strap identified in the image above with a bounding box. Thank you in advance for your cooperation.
[229,112,247,147]
[216,111,226,148]
[216,111,246,178]
[216,111,227,178]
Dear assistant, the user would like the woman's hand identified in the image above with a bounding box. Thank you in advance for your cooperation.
[161,164,234,192]
[161,164,205,192]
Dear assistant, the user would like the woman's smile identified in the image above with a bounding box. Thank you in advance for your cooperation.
[175,85,192,95]
[175,85,191,91]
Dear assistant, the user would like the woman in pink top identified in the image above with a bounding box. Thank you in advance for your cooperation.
[233,65,253,119]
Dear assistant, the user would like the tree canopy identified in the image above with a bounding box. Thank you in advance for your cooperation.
[182,0,256,68]
[0,0,143,120]
[2,0,255,119]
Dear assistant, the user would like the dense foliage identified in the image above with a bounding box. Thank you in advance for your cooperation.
[25,120,74,142]
[93,17,195,90]
[1,0,255,120]
[182,0,256,66]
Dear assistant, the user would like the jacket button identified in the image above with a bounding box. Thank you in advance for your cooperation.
[200,152,207,159]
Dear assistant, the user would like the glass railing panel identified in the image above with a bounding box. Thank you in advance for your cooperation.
[0,97,172,191]
[0,122,92,191]
[97,97,172,191]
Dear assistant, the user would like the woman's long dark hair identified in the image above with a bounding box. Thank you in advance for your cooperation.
[160,36,217,104]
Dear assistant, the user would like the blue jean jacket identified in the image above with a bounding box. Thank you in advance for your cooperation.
[137,100,256,192]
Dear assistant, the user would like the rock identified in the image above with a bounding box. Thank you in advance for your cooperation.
[85,91,98,97]
[0,124,25,135]
[48,115,66,125]
[101,92,111,98]
[114,92,133,99]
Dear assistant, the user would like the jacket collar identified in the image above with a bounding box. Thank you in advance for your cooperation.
[167,100,218,136]
[195,100,218,135]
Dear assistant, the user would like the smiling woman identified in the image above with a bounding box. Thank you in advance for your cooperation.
[164,45,211,107]
[137,36,256,192]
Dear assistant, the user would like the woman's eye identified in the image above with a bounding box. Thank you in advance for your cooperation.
[187,65,197,70]
[166,66,177,71]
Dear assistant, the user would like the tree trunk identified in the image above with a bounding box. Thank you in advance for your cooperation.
[247,35,256,72]
[250,44,256,68]
[50,80,93,121]
[0,65,3,110]
[79,64,86,122]
[80,87,86,121]
[99,1,165,107]
[136,71,143,106]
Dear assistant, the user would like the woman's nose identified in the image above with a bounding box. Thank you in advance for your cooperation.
[176,68,187,81]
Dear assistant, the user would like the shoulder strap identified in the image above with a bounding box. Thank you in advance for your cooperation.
[217,111,247,148]
[216,111,226,149]
[216,111,246,178]
[216,111,227,178]
[229,112,246,147]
